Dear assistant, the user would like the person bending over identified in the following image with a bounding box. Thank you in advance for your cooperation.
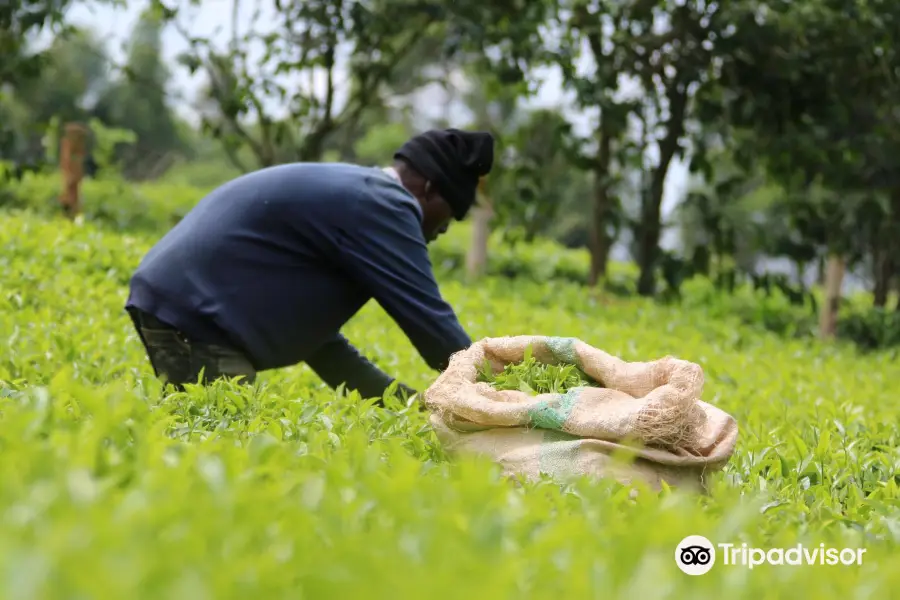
[124,128,494,404]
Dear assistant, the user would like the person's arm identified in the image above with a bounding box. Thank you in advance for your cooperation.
[336,177,472,372]
[304,333,418,400]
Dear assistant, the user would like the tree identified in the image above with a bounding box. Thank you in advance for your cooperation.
[155,0,553,171]
[549,0,635,287]
[454,64,521,281]
[621,0,723,296]
[13,26,109,124]
[487,108,583,244]
[696,0,900,331]
[168,0,424,169]
[9,26,111,166]
[1,0,77,168]
[546,0,722,294]
[94,7,186,179]
[448,14,567,280]
[0,0,76,87]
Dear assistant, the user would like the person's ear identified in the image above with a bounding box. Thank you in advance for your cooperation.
[423,180,434,201]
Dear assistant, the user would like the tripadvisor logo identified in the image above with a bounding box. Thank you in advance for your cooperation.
[675,535,867,574]
[675,535,716,575]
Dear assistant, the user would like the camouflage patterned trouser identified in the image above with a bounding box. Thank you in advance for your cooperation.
[127,308,257,390]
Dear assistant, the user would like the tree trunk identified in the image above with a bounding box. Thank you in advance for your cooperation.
[587,129,613,287]
[817,255,826,286]
[635,185,664,296]
[872,239,891,308]
[872,191,898,308]
[819,254,845,339]
[466,201,492,282]
[636,87,688,297]
[58,122,87,219]
[890,188,900,313]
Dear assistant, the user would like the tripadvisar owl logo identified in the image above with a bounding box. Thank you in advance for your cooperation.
[675,535,716,575]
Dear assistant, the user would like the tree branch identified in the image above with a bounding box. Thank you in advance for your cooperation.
[306,21,432,158]
[205,55,268,165]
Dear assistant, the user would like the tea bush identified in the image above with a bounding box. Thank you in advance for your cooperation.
[0,168,636,288]
[0,168,205,233]
[1,179,899,598]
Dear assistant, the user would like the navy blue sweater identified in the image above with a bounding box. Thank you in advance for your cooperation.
[126,162,472,397]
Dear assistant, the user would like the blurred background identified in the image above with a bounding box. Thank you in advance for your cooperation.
[2,0,899,352]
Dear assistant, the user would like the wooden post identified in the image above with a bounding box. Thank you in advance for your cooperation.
[59,122,88,219]
[466,177,493,281]
[819,254,845,339]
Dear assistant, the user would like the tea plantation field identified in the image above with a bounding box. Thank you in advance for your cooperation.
[2,186,900,598]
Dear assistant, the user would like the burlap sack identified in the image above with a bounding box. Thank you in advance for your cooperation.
[424,336,739,492]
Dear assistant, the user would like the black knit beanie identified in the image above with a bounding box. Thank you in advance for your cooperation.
[394,128,495,221]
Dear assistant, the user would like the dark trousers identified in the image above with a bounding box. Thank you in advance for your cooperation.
[127,307,257,390]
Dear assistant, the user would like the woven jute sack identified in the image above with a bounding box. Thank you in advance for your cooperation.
[424,336,739,492]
